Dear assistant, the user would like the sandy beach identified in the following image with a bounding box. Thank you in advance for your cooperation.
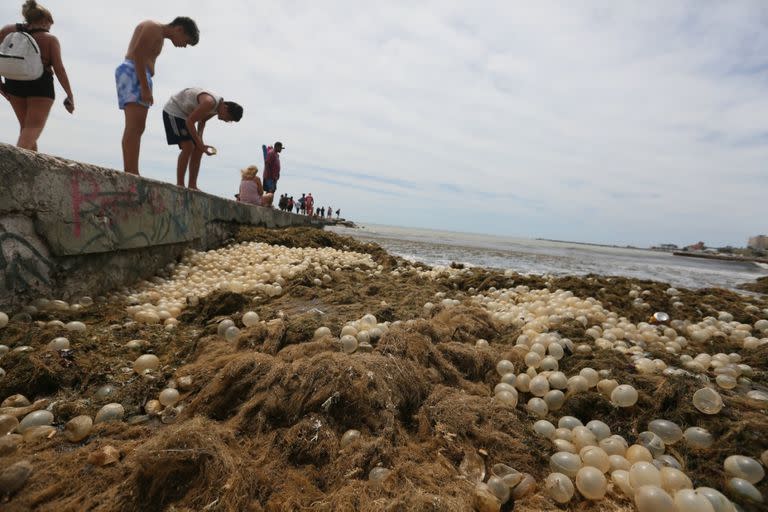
[0,227,766,511]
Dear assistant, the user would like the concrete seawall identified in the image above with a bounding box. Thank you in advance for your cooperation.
[0,143,315,308]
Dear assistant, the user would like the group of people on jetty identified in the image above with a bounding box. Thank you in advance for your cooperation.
[276,193,340,220]
[0,1,344,217]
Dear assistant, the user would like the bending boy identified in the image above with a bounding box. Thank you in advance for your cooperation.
[117,17,199,175]
[162,88,243,189]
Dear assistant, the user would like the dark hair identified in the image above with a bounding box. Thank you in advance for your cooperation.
[170,17,199,46]
[224,101,243,122]
[22,0,53,24]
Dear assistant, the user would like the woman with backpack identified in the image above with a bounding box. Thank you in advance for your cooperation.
[0,1,74,151]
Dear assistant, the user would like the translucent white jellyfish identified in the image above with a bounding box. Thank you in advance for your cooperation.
[558,416,583,430]
[533,420,555,439]
[47,337,70,350]
[495,390,518,407]
[159,388,180,407]
[575,466,606,500]
[572,426,597,450]
[634,485,675,512]
[17,410,54,433]
[526,397,548,417]
[368,467,392,486]
[585,420,611,441]
[544,472,574,503]
[490,463,522,488]
[611,385,638,407]
[684,427,714,449]
[659,467,692,493]
[0,414,20,435]
[637,431,665,458]
[94,403,125,423]
[692,387,723,414]
[600,435,628,456]
[341,335,358,354]
[133,354,160,374]
[217,319,235,337]
[647,419,683,444]
[725,478,763,503]
[580,446,610,473]
[550,452,582,478]
[724,455,765,484]
[340,429,361,448]
[611,469,633,497]
[496,359,515,376]
[627,445,654,465]
[64,415,93,442]
[673,489,715,512]
[486,475,510,504]
[629,461,662,489]
[242,311,260,327]
[543,390,565,411]
[224,326,241,342]
[529,375,549,397]
[696,486,738,512]
[608,455,631,472]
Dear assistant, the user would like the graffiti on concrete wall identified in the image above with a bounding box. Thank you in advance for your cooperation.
[70,169,192,253]
[0,228,53,298]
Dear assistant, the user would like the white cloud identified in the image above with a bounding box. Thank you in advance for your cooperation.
[1,0,766,246]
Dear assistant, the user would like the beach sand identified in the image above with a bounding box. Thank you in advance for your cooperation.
[0,227,766,511]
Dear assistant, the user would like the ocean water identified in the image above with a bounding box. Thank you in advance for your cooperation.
[327,224,768,291]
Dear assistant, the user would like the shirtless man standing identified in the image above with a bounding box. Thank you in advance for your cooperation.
[116,17,199,175]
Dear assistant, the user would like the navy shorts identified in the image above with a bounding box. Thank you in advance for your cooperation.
[263,178,277,193]
[163,111,192,145]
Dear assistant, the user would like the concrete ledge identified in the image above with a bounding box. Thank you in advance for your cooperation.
[0,143,316,307]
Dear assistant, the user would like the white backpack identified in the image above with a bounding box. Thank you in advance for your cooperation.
[0,26,44,80]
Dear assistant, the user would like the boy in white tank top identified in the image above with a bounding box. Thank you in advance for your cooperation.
[161,88,243,190]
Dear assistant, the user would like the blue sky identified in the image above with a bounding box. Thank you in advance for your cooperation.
[1,1,767,247]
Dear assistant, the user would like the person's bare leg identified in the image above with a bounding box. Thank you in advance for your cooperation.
[176,141,194,187]
[8,95,27,147]
[18,97,53,151]
[122,104,148,174]
[188,147,203,190]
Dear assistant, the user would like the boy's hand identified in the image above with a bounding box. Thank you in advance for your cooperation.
[140,87,154,106]
[203,145,217,156]
[64,96,75,114]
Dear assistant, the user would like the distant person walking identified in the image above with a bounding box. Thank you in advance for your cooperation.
[327,205,332,218]
[298,193,306,215]
[162,88,243,189]
[238,164,272,206]
[117,16,199,175]
[263,141,283,196]
[305,193,314,217]
[336,208,340,219]
[0,1,74,151]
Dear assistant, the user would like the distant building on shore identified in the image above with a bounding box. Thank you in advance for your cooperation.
[748,235,768,250]
[686,241,706,251]
[650,243,679,252]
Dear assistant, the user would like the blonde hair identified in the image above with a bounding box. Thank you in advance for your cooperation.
[22,1,53,24]
[240,165,258,179]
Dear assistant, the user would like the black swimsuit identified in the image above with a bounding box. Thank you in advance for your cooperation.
[3,25,54,100]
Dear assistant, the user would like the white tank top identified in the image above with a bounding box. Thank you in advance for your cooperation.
[163,88,222,119]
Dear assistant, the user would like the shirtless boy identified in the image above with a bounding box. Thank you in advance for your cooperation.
[116,17,199,175]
